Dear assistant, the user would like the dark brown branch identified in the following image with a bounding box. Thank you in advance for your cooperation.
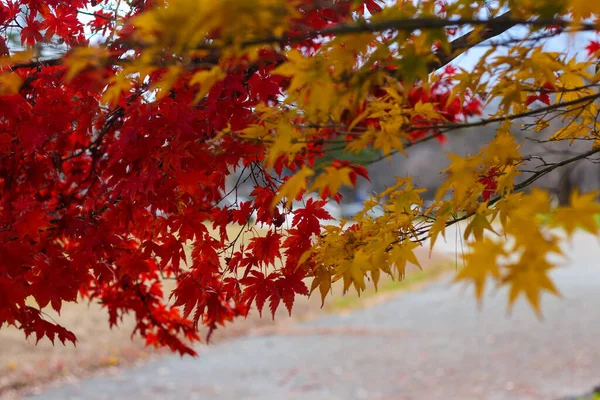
[7,11,582,75]
[430,11,516,70]
[355,92,600,170]
[235,15,596,50]
[410,92,600,133]
[513,147,600,191]
[77,10,114,21]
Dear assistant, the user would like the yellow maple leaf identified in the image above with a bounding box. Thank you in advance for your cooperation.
[495,165,520,195]
[271,166,315,209]
[272,50,337,117]
[265,121,305,168]
[569,0,600,23]
[190,65,226,103]
[372,130,405,156]
[240,124,267,140]
[390,240,421,279]
[551,190,600,237]
[483,131,521,165]
[0,73,22,95]
[502,250,560,316]
[389,180,426,212]
[102,74,133,106]
[548,123,590,144]
[436,153,482,208]
[493,192,523,231]
[495,81,525,114]
[65,47,109,82]
[332,248,370,294]
[463,204,498,242]
[455,238,506,302]
[310,269,332,307]
[153,65,183,100]
[0,50,34,68]
[428,204,451,251]
[310,166,353,198]
[412,100,440,119]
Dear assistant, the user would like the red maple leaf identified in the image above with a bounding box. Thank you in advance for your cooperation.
[240,270,277,317]
[20,17,43,46]
[14,209,50,241]
[586,40,600,57]
[478,168,499,201]
[42,9,81,39]
[247,231,282,266]
[292,198,333,236]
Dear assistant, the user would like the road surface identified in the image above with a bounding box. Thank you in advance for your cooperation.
[26,230,600,400]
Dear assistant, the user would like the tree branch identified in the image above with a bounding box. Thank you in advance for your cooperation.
[7,11,578,77]
[433,147,600,230]
[236,15,595,49]
[513,147,600,191]
[430,11,516,69]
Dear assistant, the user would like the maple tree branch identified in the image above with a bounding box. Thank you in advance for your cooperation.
[350,91,600,167]
[11,57,63,70]
[429,11,516,69]
[449,26,558,51]
[3,10,564,78]
[513,148,600,191]
[76,10,114,21]
[421,147,600,233]
[231,15,595,50]
[411,93,600,133]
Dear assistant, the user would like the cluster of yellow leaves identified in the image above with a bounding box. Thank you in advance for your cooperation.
[189,66,226,102]
[568,0,600,21]
[302,166,600,316]
[269,165,354,210]
[238,107,309,169]
[453,45,600,120]
[435,127,522,215]
[271,50,342,120]
[309,178,425,303]
[132,0,297,54]
[271,42,390,122]
[454,188,600,315]
[269,109,600,318]
[271,166,314,209]
[347,85,452,157]
[64,47,110,82]
[458,190,559,311]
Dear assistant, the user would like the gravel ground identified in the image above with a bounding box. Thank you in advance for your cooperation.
[23,229,600,400]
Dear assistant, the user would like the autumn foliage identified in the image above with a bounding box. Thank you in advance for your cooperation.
[2,0,600,356]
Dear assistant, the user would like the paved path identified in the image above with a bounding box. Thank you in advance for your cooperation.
[27,231,600,400]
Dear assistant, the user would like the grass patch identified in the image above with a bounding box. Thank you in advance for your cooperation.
[326,261,454,312]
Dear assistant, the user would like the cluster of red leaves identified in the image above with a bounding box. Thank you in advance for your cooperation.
[0,0,366,355]
[405,66,483,143]
[0,0,87,46]
[0,0,473,355]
